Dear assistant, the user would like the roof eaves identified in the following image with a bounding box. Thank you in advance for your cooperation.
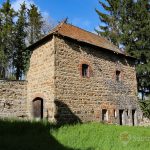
[54,33,135,59]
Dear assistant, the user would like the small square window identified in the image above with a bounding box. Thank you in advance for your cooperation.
[116,70,121,81]
[82,64,89,77]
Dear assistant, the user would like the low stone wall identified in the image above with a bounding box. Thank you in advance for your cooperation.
[0,80,27,119]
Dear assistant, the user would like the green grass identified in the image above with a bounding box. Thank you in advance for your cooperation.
[0,120,150,150]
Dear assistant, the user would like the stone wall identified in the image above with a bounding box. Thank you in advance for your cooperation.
[54,36,142,125]
[0,80,27,118]
[27,36,55,121]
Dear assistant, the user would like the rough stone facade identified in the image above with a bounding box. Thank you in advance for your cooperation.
[27,36,55,121]
[54,36,141,125]
[0,23,146,125]
[0,80,27,118]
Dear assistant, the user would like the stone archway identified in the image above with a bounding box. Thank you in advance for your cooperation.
[32,97,43,119]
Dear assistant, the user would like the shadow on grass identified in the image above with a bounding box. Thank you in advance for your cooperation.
[0,120,90,150]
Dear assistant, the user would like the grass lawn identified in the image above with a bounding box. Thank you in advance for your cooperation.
[0,120,150,150]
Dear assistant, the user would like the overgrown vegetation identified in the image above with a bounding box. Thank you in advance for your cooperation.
[0,0,54,80]
[0,119,150,150]
[139,100,150,119]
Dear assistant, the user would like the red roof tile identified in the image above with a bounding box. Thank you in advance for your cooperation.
[52,22,123,54]
[27,22,132,57]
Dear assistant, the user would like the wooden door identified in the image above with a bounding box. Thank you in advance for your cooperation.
[33,99,43,119]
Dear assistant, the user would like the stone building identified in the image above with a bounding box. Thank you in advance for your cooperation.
[0,22,143,125]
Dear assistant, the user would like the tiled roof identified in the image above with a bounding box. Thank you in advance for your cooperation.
[27,22,131,57]
[52,22,123,54]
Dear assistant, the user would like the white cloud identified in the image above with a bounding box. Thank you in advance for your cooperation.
[11,0,56,26]
[12,0,34,11]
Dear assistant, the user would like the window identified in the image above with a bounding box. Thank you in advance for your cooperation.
[132,110,136,126]
[82,64,89,77]
[102,109,108,121]
[119,110,124,125]
[126,110,128,116]
[116,70,121,81]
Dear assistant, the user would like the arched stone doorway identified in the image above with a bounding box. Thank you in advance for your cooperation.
[32,98,43,119]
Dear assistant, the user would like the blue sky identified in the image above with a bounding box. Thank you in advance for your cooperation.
[0,0,106,32]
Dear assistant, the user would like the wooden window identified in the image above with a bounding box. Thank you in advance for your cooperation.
[116,70,121,81]
[82,64,89,77]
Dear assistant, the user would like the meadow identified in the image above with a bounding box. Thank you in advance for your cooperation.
[0,119,150,150]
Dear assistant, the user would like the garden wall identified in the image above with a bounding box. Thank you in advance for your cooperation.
[0,80,27,118]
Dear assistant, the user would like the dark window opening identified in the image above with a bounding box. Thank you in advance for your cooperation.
[119,110,124,125]
[132,110,135,126]
[102,109,108,121]
[82,64,89,77]
[126,110,128,116]
[116,70,121,81]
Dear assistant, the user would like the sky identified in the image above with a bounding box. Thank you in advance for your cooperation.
[0,0,106,32]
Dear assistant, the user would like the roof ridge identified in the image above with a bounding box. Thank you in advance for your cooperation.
[65,22,121,53]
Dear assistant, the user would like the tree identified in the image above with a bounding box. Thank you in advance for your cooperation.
[96,0,150,99]
[0,0,16,78]
[95,0,121,47]
[0,1,53,80]
[27,4,44,45]
[41,15,55,35]
[13,2,28,80]
[0,10,5,78]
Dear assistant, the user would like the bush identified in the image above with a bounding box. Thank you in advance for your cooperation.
[139,100,150,119]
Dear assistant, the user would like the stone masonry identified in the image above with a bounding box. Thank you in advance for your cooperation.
[54,36,141,125]
[0,22,146,125]
[27,36,55,121]
[0,80,27,118]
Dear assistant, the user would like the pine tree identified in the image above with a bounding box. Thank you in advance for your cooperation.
[27,4,44,45]
[95,0,122,47]
[0,0,16,78]
[133,1,150,99]
[13,2,27,80]
[0,1,53,80]
[0,10,6,78]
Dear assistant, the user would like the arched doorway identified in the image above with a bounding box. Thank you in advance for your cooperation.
[32,98,43,119]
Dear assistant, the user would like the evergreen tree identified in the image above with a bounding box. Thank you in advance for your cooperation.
[133,1,150,99]
[95,0,121,47]
[0,10,6,78]
[0,0,16,78]
[0,1,53,80]
[27,4,44,45]
[13,2,27,79]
